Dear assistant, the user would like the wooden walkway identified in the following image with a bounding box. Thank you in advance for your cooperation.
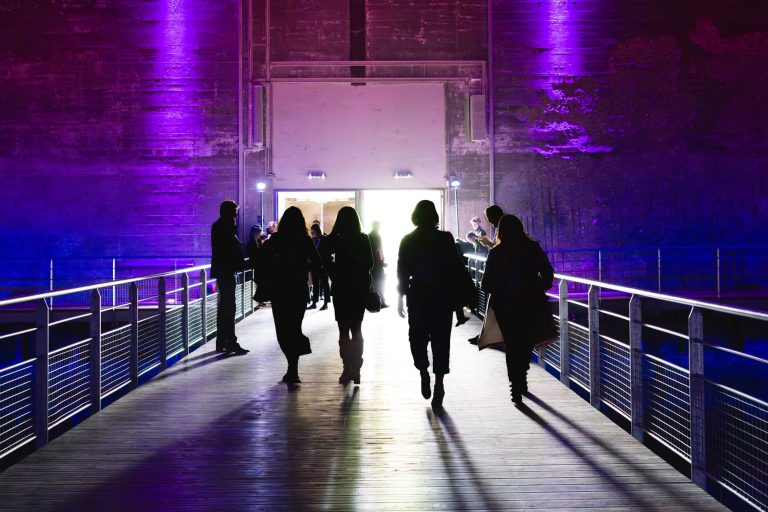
[0,306,726,511]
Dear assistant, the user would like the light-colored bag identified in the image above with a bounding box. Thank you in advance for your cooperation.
[478,298,504,350]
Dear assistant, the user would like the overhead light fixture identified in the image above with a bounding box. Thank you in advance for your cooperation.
[394,170,413,179]
[449,177,461,189]
[307,171,326,180]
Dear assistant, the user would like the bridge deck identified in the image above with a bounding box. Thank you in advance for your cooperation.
[0,306,725,511]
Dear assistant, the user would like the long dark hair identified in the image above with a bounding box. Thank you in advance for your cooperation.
[277,206,308,237]
[411,200,439,229]
[497,214,533,246]
[330,206,362,236]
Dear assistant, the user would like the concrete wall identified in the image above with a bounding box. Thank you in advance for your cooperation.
[0,1,240,259]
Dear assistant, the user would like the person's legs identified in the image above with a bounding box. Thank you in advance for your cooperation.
[349,318,364,378]
[216,275,237,351]
[310,274,320,307]
[320,275,331,308]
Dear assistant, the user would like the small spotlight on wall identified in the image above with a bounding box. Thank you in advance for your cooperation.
[307,171,326,181]
[394,170,413,180]
[256,181,266,191]
[449,177,461,189]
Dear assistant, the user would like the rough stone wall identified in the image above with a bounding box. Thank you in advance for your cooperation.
[0,0,240,259]
[492,0,768,249]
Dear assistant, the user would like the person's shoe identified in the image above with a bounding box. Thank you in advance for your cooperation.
[282,373,301,384]
[510,383,523,405]
[380,303,390,308]
[432,383,445,409]
[339,369,352,385]
[351,373,361,385]
[455,316,469,327]
[227,343,249,355]
[215,346,228,353]
[320,303,329,311]
[468,335,479,345]
[307,303,317,310]
[420,371,431,399]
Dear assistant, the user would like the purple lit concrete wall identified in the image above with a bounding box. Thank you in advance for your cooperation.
[492,0,768,249]
[0,1,239,259]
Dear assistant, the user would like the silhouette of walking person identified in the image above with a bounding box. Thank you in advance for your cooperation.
[397,200,466,409]
[210,200,249,355]
[261,206,322,385]
[320,206,374,385]
[481,214,554,404]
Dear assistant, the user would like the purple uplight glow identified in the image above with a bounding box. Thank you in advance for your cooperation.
[542,0,583,91]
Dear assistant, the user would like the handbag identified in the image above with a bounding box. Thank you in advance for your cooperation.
[365,289,382,313]
[477,298,504,350]
[530,299,558,349]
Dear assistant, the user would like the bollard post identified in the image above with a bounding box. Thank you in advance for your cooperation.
[588,285,601,410]
[90,290,102,412]
[34,299,50,448]
[629,294,644,442]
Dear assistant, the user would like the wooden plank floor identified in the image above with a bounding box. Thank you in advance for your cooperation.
[0,305,727,511]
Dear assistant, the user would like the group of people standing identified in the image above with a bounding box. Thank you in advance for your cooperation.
[211,198,554,407]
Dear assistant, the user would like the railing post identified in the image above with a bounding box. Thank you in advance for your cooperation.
[588,285,601,409]
[558,279,569,385]
[158,277,167,370]
[688,307,707,489]
[240,271,246,320]
[129,283,138,388]
[629,294,644,443]
[182,273,190,357]
[90,289,102,412]
[249,269,255,315]
[34,299,49,449]
[200,269,208,344]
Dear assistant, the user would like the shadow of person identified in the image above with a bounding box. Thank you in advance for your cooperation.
[426,407,499,511]
[321,386,362,508]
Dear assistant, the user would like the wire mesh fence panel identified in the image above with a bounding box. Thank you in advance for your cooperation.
[189,298,203,346]
[599,335,632,418]
[206,294,218,337]
[706,382,768,511]
[48,342,91,426]
[137,316,161,376]
[544,315,561,370]
[643,355,691,459]
[100,324,131,397]
[235,283,244,321]
[568,322,590,390]
[244,281,253,314]
[165,307,184,358]
[0,361,35,457]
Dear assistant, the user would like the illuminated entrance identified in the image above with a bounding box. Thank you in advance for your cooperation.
[276,189,444,301]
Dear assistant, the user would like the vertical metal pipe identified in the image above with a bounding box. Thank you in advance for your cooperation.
[129,283,138,388]
[237,0,246,241]
[200,269,208,344]
[588,285,601,410]
[688,307,707,489]
[453,188,459,236]
[716,248,721,299]
[487,0,495,204]
[657,248,662,292]
[558,279,569,385]
[34,299,49,448]
[182,272,190,357]
[89,290,102,412]
[629,294,644,442]
[598,250,602,282]
[158,277,167,370]
[49,259,53,310]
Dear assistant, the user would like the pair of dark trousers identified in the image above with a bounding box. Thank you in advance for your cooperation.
[407,297,452,375]
[272,287,310,358]
[216,274,237,350]
[311,273,330,304]
[494,304,533,387]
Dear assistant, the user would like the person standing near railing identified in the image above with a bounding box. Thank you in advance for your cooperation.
[261,206,322,385]
[210,200,249,355]
[481,214,554,405]
[308,223,331,310]
[397,200,467,409]
[468,204,505,345]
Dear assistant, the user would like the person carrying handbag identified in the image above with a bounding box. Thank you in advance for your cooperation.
[481,215,554,405]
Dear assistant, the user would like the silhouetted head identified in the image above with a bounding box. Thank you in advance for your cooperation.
[485,205,504,228]
[497,214,532,246]
[277,206,308,237]
[220,200,239,222]
[331,206,362,236]
[249,225,262,240]
[310,223,323,238]
[411,200,439,229]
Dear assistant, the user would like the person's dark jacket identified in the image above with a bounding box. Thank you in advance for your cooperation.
[481,240,553,312]
[397,227,466,304]
[320,233,374,294]
[260,232,322,296]
[211,218,244,278]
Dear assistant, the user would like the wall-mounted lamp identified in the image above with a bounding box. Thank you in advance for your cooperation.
[394,170,413,179]
[448,177,461,233]
[449,177,461,189]
[256,181,266,192]
[307,171,326,180]
[256,181,266,225]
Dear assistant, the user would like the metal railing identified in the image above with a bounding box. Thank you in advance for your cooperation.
[465,253,768,511]
[0,265,256,462]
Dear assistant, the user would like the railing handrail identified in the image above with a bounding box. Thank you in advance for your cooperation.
[0,264,211,307]
[464,253,768,321]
